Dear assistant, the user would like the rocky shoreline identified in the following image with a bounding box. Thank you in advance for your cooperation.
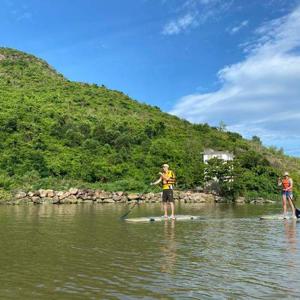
[0,189,276,205]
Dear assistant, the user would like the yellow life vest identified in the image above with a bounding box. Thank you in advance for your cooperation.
[162,170,176,190]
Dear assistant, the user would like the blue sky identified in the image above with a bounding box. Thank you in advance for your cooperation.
[1,0,300,156]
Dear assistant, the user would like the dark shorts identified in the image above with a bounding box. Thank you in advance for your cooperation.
[162,189,174,203]
[282,191,293,199]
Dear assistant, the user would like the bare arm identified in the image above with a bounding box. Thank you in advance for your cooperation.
[287,178,293,191]
[151,176,162,185]
[277,178,282,187]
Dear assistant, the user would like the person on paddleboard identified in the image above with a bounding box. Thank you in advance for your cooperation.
[278,172,296,219]
[150,164,176,219]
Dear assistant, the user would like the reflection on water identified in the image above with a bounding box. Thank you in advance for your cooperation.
[0,203,300,299]
[283,219,298,297]
[160,220,176,274]
[285,219,297,254]
[284,219,297,279]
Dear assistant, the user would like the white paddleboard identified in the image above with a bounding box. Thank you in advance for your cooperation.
[125,215,200,223]
[260,214,298,220]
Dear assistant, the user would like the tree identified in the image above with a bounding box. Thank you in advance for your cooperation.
[252,135,262,145]
[218,120,227,132]
[204,158,237,198]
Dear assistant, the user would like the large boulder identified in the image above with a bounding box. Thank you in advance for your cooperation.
[77,189,85,197]
[15,192,27,199]
[119,196,127,203]
[69,195,78,203]
[214,196,228,203]
[13,198,29,205]
[256,197,265,203]
[112,194,122,202]
[144,192,155,200]
[28,191,36,197]
[32,196,41,204]
[61,195,77,204]
[46,190,55,198]
[94,190,102,198]
[127,194,140,201]
[200,193,215,203]
[81,194,93,200]
[179,191,192,200]
[98,192,112,199]
[264,199,275,204]
[236,197,246,203]
[173,191,181,199]
[69,188,78,195]
[38,189,47,198]
[102,199,115,203]
[86,189,95,197]
[251,197,264,204]
[44,197,59,204]
[188,193,205,203]
[56,191,70,200]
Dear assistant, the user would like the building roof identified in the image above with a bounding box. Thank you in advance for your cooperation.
[203,148,234,156]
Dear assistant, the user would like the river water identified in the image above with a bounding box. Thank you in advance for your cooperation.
[0,203,299,299]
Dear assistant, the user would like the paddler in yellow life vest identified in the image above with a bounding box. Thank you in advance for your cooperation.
[151,164,176,219]
[278,172,296,219]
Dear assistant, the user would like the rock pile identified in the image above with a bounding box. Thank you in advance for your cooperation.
[4,189,276,205]
[10,189,216,205]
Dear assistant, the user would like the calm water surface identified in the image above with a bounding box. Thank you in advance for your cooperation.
[0,202,299,299]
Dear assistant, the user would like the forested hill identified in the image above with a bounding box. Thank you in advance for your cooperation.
[0,47,299,198]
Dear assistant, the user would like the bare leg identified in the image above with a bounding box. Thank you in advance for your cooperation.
[282,194,287,216]
[170,202,175,218]
[288,196,296,216]
[163,203,168,217]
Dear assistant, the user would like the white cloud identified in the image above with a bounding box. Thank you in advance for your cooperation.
[5,2,33,23]
[162,0,233,35]
[162,13,197,35]
[228,20,249,34]
[170,5,300,155]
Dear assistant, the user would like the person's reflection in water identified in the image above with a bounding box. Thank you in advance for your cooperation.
[284,220,300,297]
[284,220,297,268]
[160,219,177,274]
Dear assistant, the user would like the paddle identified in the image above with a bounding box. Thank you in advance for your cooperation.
[120,201,139,220]
[295,207,300,219]
[289,196,300,218]
[120,186,153,220]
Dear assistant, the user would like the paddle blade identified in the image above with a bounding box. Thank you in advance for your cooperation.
[295,207,300,219]
[120,211,131,219]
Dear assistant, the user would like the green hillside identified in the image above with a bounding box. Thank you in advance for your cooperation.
[0,47,299,199]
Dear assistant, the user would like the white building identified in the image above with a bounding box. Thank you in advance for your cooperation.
[202,149,235,192]
[203,149,234,164]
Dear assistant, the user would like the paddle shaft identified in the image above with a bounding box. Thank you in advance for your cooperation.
[120,186,155,219]
[120,201,139,219]
[288,195,300,218]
